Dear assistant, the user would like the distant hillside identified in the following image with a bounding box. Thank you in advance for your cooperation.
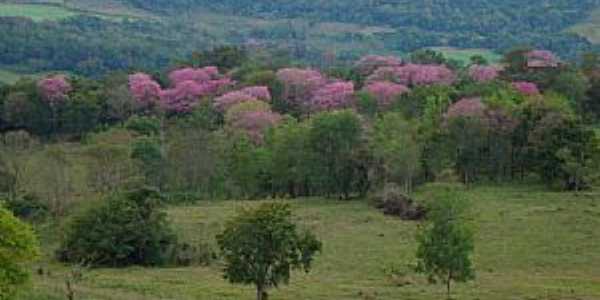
[0,0,599,77]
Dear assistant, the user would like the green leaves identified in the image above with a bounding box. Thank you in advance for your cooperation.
[0,206,40,299]
[217,203,321,298]
[416,190,475,297]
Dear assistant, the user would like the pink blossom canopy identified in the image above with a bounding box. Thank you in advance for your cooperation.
[129,67,231,113]
[214,91,258,112]
[468,65,499,82]
[512,81,540,95]
[37,75,72,103]
[276,68,327,106]
[367,64,456,87]
[354,55,403,76]
[231,111,282,144]
[168,67,220,86]
[364,81,410,108]
[309,81,355,111]
[239,86,272,101]
[526,50,559,68]
[128,73,162,104]
[446,98,486,119]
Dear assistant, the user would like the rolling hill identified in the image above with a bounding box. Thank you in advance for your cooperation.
[1,0,600,77]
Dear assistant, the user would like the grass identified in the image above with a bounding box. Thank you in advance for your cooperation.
[0,3,78,21]
[430,47,502,65]
[17,184,600,300]
[0,69,23,84]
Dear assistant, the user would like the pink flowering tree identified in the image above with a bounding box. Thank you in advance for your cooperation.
[446,98,486,120]
[512,81,540,95]
[37,75,72,104]
[526,50,559,68]
[276,68,327,109]
[239,86,272,102]
[309,81,355,111]
[214,91,259,113]
[128,73,162,105]
[129,67,232,113]
[168,67,219,86]
[468,65,499,82]
[354,55,403,76]
[363,81,410,108]
[224,100,282,144]
[231,111,282,144]
[367,64,455,87]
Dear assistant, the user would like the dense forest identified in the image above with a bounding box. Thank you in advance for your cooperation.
[1,0,600,76]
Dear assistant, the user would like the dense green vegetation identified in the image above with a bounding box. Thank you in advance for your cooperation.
[2,12,600,298]
[1,0,600,77]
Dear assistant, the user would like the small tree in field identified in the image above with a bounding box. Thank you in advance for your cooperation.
[217,203,322,300]
[416,190,475,299]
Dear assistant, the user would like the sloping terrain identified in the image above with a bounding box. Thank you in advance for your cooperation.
[0,0,599,77]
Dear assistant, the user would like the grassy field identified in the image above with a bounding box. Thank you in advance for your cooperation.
[430,47,502,65]
[17,184,600,300]
[0,69,23,84]
[0,3,77,21]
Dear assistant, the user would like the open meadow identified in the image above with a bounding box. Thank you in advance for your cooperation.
[18,185,600,300]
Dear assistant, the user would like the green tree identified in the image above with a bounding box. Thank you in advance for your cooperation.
[217,203,322,300]
[0,206,40,300]
[308,110,363,198]
[371,112,421,193]
[58,188,176,267]
[416,190,475,299]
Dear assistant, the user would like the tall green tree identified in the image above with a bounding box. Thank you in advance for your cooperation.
[416,189,475,299]
[217,203,322,300]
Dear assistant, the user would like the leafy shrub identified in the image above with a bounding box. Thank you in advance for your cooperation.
[57,187,176,267]
[4,194,48,220]
[370,184,426,220]
[0,206,40,299]
[125,115,161,136]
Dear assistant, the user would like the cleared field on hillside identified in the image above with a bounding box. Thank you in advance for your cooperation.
[570,8,600,44]
[0,3,77,21]
[18,185,600,300]
[431,47,502,65]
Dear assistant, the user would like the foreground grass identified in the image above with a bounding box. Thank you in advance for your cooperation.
[20,185,600,300]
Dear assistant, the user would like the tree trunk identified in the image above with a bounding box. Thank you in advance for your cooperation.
[256,285,268,300]
[446,272,452,299]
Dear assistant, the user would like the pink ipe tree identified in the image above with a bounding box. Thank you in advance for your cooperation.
[446,97,486,119]
[231,110,282,144]
[512,81,540,95]
[363,81,410,108]
[37,75,72,104]
[526,50,559,68]
[128,73,162,105]
[468,65,499,82]
[354,55,403,76]
[309,81,355,111]
[214,91,259,113]
[129,67,232,113]
[239,86,271,102]
[276,68,327,108]
[367,64,456,87]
